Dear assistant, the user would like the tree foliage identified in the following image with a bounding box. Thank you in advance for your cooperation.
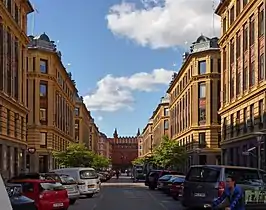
[53,143,110,169]
[153,136,187,168]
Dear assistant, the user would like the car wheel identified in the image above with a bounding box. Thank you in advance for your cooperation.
[86,194,94,198]
[69,199,76,205]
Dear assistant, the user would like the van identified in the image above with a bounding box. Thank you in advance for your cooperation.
[182,165,266,209]
[51,167,100,198]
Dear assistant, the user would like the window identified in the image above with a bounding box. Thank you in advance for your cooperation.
[230,72,234,99]
[164,108,169,116]
[230,39,234,64]
[259,5,264,36]
[40,83,47,97]
[186,166,220,182]
[75,108,79,116]
[164,120,169,129]
[14,113,19,137]
[40,59,48,73]
[222,18,227,34]
[217,59,221,73]
[259,54,264,81]
[236,111,240,134]
[236,33,240,58]
[75,120,79,129]
[199,132,206,148]
[7,109,10,135]
[249,17,255,46]
[243,25,248,51]
[230,6,234,25]
[236,0,240,16]
[224,168,261,185]
[243,107,247,132]
[243,0,248,7]
[249,62,255,87]
[199,83,206,98]
[199,107,206,124]
[21,117,24,139]
[236,70,240,95]
[230,114,234,137]
[259,100,264,123]
[223,117,227,139]
[40,108,47,124]
[40,132,47,148]
[21,183,34,193]
[243,66,248,90]
[198,61,206,74]
[250,104,254,124]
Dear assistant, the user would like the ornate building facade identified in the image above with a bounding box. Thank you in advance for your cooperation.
[110,129,138,169]
[167,35,221,167]
[0,0,33,180]
[26,33,77,173]
[216,0,265,168]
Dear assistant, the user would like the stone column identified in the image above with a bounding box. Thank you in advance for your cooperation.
[29,153,39,173]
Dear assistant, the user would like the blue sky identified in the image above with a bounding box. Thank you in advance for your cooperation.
[28,0,219,137]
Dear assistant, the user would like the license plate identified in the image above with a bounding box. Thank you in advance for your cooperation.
[168,183,172,186]
[88,185,94,188]
[194,193,205,197]
[53,203,63,207]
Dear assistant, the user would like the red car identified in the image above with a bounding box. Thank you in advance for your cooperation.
[169,176,185,200]
[9,179,69,210]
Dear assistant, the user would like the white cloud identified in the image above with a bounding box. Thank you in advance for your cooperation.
[97,116,103,121]
[83,69,174,112]
[106,0,220,49]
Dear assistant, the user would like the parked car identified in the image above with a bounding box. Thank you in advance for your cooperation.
[145,170,181,190]
[6,183,37,210]
[51,167,100,198]
[182,165,266,210]
[169,176,185,200]
[157,174,180,191]
[9,179,69,210]
[9,172,79,205]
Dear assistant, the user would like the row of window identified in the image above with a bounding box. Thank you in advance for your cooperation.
[223,4,265,104]
[170,58,221,104]
[223,0,264,37]
[0,23,21,101]
[27,57,75,102]
[2,0,26,30]
[0,106,25,139]
[223,99,264,140]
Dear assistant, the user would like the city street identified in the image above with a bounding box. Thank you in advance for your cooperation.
[69,175,183,210]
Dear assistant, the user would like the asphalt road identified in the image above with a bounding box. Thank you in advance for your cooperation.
[69,175,183,210]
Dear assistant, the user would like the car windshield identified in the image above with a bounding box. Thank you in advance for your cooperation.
[40,182,65,191]
[136,169,143,173]
[173,177,185,183]
[60,175,76,184]
[186,166,220,183]
[225,168,262,185]
[159,175,172,180]
[80,170,98,179]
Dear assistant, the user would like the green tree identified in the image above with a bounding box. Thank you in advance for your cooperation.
[153,136,187,169]
[53,143,94,167]
[92,154,110,170]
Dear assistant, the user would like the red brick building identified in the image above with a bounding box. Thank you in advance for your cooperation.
[110,129,139,170]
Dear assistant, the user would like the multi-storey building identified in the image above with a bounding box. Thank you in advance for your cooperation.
[215,0,265,167]
[26,33,77,172]
[167,35,221,167]
[151,95,170,147]
[90,122,99,153]
[75,95,94,149]
[110,129,138,170]
[0,0,33,180]
[98,132,108,157]
[141,119,153,157]
[137,129,143,157]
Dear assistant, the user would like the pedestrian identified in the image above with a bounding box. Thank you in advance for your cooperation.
[212,175,245,210]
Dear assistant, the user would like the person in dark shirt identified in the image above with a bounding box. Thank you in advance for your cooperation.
[213,175,245,210]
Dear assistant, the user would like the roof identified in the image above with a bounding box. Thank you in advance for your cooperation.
[215,0,230,15]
